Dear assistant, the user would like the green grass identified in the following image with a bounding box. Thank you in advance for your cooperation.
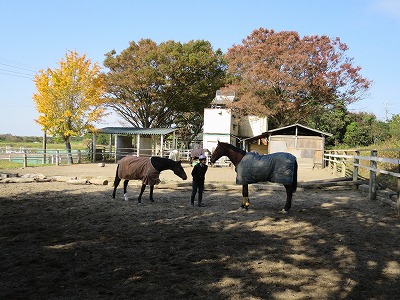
[0,160,24,169]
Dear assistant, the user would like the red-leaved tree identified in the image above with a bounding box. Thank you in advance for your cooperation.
[225,28,371,127]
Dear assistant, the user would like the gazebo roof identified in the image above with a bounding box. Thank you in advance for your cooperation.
[95,127,176,136]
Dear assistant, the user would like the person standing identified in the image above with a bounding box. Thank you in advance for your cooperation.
[190,154,208,207]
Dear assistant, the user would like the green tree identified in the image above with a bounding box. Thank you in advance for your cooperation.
[371,120,390,144]
[174,112,204,148]
[225,28,371,127]
[389,113,400,140]
[308,101,350,146]
[343,113,377,146]
[103,39,226,138]
[33,51,106,163]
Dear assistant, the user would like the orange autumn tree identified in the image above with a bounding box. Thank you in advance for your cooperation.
[225,28,371,128]
[33,50,106,164]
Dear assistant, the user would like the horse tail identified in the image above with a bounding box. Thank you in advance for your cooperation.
[113,164,120,187]
[292,160,298,193]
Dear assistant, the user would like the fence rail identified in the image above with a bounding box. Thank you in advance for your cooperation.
[0,150,89,167]
[0,146,195,166]
[324,149,400,214]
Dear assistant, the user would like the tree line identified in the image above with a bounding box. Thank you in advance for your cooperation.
[31,27,398,153]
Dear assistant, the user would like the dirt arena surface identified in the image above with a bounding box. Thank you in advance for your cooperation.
[1,163,399,299]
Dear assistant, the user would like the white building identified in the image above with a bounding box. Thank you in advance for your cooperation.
[202,90,267,152]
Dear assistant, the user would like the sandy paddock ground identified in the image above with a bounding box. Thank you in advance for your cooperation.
[1,162,399,299]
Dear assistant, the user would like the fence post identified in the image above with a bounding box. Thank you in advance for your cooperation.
[56,150,60,166]
[369,150,377,201]
[353,150,359,182]
[77,150,82,164]
[334,150,339,176]
[341,151,346,177]
[23,153,27,168]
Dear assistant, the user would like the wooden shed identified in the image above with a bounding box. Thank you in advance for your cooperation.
[243,123,332,169]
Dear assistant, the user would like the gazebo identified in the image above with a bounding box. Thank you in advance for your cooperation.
[92,127,177,161]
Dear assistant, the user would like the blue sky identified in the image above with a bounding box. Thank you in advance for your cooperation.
[1,0,399,136]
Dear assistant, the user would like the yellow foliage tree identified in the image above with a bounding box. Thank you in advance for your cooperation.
[33,50,106,163]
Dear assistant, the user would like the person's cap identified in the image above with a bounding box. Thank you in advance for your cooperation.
[199,154,207,160]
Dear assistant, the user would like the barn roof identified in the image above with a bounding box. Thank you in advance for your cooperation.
[242,123,332,143]
[267,123,332,137]
[95,127,176,136]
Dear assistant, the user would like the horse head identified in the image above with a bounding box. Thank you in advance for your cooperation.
[210,141,225,163]
[210,141,246,166]
[173,161,188,180]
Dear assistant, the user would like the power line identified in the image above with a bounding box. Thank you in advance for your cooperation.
[0,62,36,74]
[0,57,39,80]
[0,68,34,77]
[0,58,39,71]
[0,71,33,80]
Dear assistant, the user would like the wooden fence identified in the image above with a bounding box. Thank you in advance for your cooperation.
[324,149,400,214]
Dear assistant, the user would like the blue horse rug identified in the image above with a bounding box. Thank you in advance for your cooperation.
[236,152,297,185]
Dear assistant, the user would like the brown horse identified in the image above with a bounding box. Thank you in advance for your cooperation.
[112,156,187,203]
[210,142,298,213]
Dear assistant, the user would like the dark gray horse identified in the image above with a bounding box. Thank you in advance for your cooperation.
[210,142,297,213]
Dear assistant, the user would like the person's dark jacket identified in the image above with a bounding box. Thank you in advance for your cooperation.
[191,163,208,182]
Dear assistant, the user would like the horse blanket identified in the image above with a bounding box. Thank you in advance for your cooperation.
[117,156,161,186]
[236,152,296,185]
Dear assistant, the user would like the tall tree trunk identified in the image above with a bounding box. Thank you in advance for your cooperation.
[64,137,73,164]
[42,130,47,164]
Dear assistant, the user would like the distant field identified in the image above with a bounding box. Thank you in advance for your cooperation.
[0,141,87,150]
[0,141,90,169]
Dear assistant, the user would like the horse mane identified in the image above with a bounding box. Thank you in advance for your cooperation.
[219,142,247,156]
[151,156,178,172]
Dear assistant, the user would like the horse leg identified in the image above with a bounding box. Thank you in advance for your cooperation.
[112,177,121,199]
[138,184,146,203]
[123,180,129,201]
[283,185,293,213]
[112,165,121,199]
[149,185,154,202]
[241,184,250,209]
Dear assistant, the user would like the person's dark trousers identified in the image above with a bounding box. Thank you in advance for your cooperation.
[191,180,205,206]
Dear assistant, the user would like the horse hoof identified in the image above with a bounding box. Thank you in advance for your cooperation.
[280,209,289,214]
